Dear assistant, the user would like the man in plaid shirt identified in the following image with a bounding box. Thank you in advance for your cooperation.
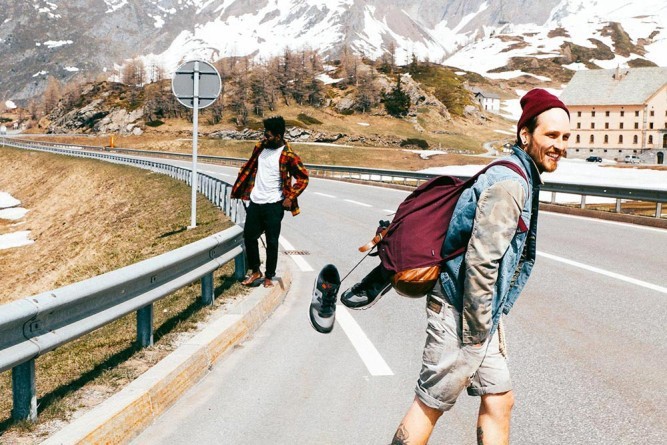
[231,116,309,288]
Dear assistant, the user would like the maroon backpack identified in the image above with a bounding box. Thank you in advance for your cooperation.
[377,161,527,297]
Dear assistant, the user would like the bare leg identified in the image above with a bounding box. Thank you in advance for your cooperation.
[476,391,514,445]
[391,396,443,445]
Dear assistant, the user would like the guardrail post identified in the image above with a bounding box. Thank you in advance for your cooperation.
[616,198,622,213]
[12,359,37,421]
[235,253,246,281]
[201,272,214,305]
[551,192,557,204]
[580,195,586,209]
[656,202,663,219]
[137,304,154,347]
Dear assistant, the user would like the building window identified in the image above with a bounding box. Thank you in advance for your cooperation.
[592,111,596,117]
[634,122,639,129]
[635,111,640,117]
[577,122,581,129]
[649,122,654,129]
[620,123,624,129]
[590,135,595,143]
[590,149,594,152]
[605,111,610,117]
[633,135,638,144]
[621,111,625,117]
[650,110,654,117]
[605,122,609,129]
[604,135,608,144]
[577,111,582,117]
[619,135,623,143]
[604,149,608,153]
[591,123,595,129]
[648,135,653,144]
[576,134,581,143]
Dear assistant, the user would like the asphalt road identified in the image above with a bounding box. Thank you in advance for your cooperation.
[130,161,667,444]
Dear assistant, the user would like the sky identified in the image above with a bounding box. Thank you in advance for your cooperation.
[2,159,665,250]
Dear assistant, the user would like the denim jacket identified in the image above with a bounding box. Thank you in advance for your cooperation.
[438,146,542,345]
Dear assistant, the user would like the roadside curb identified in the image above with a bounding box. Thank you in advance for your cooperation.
[41,268,292,445]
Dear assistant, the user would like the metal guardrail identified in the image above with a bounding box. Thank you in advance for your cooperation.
[0,138,248,421]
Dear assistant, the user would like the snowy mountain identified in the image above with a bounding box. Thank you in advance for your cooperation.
[1,0,665,104]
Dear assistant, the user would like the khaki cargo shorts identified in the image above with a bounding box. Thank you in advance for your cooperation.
[415,283,512,412]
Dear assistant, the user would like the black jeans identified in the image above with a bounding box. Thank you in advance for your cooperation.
[244,201,284,279]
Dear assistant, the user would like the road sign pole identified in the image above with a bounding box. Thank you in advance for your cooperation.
[189,62,201,229]
[172,60,221,229]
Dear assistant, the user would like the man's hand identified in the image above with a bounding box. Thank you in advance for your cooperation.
[282,197,292,209]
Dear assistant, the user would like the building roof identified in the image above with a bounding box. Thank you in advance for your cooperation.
[560,67,667,106]
[470,87,500,99]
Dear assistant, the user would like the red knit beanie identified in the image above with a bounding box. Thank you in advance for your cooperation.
[516,89,570,143]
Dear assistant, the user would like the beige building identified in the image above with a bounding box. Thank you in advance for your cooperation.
[559,67,667,164]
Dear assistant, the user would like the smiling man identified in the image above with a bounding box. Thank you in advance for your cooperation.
[390,89,570,445]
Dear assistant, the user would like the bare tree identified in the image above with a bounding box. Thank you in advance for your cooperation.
[42,76,62,116]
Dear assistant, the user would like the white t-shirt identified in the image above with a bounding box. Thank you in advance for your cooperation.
[250,146,284,204]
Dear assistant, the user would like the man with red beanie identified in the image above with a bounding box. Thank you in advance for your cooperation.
[390,89,570,444]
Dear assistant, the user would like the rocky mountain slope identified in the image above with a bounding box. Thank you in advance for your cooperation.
[1,0,665,104]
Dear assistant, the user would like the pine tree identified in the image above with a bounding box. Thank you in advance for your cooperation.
[383,76,410,117]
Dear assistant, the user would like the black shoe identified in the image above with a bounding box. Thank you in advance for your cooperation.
[341,281,391,310]
[309,264,340,334]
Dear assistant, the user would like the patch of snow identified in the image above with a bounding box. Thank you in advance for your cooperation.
[316,73,343,84]
[149,14,165,28]
[405,149,447,160]
[0,208,29,220]
[43,40,73,48]
[0,232,34,250]
[0,192,21,209]
[420,158,667,204]
[5,100,16,109]
[32,70,48,77]
[357,122,370,126]
[64,66,79,72]
[104,0,128,14]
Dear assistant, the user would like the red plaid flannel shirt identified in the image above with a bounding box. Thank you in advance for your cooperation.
[231,141,309,216]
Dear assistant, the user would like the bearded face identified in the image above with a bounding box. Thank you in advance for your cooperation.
[521,108,571,173]
[262,130,283,149]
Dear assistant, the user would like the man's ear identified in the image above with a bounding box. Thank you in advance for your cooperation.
[519,128,529,146]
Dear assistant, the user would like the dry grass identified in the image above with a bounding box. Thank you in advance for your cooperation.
[0,147,233,303]
[0,146,246,441]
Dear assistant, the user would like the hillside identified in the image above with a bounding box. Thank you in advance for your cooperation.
[9,58,517,159]
[0,146,231,303]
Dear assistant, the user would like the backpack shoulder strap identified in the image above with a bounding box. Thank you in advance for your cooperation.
[480,159,528,183]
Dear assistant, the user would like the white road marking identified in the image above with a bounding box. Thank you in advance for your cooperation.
[544,211,667,234]
[344,199,372,208]
[314,192,336,198]
[537,251,667,294]
[279,236,391,376]
[278,236,314,272]
[383,209,396,215]
[336,306,394,376]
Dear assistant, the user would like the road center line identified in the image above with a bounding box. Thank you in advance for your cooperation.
[314,192,336,198]
[336,306,394,376]
[344,199,372,208]
[537,251,666,294]
[278,236,314,272]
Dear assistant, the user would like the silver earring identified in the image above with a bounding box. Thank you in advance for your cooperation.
[522,139,527,145]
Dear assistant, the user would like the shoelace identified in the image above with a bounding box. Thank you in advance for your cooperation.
[320,283,339,310]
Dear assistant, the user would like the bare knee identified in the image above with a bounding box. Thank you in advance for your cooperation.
[480,391,514,419]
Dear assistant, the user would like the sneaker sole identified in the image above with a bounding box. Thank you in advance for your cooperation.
[309,309,335,334]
